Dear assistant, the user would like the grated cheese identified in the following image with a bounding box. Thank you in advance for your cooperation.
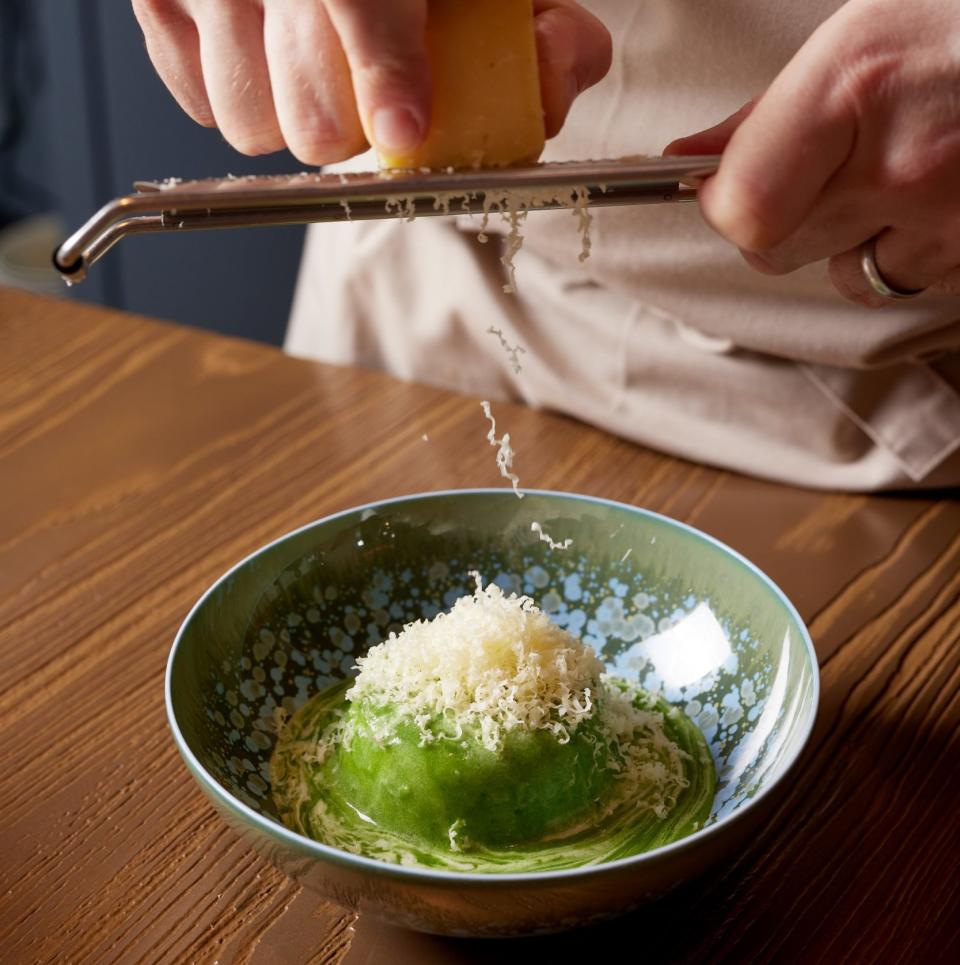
[480,400,522,497]
[470,186,594,293]
[447,818,465,852]
[570,186,593,263]
[339,577,690,824]
[384,195,418,222]
[348,576,604,751]
[486,325,526,374]
[385,184,594,294]
[272,582,698,854]
[530,521,572,551]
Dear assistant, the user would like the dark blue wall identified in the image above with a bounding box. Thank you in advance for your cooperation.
[32,1,308,345]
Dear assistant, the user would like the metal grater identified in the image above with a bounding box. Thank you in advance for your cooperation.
[53,155,719,283]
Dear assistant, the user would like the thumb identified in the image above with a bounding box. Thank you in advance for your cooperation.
[663,97,759,156]
[325,0,431,155]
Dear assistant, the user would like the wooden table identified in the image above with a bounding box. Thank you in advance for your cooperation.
[2,285,958,964]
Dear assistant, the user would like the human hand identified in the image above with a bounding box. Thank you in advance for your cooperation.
[131,0,610,164]
[665,0,960,307]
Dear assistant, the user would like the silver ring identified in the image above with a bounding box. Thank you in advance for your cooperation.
[859,237,925,300]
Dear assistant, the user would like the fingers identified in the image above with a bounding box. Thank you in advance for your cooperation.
[262,0,367,164]
[829,242,898,310]
[138,0,608,163]
[324,0,430,156]
[733,186,882,275]
[533,0,612,138]
[696,21,859,253]
[663,98,758,157]
[190,0,284,155]
[659,2,960,307]
[132,0,214,126]
[829,229,955,308]
[934,268,960,298]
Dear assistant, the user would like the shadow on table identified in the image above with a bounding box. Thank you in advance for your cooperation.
[343,874,730,965]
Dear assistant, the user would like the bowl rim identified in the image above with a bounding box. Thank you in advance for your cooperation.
[166,487,820,885]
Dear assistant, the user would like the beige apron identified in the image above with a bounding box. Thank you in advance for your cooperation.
[286,0,960,490]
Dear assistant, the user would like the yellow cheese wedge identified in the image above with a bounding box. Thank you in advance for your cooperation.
[377,0,546,170]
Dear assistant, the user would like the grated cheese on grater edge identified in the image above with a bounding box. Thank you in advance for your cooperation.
[397,185,594,294]
[470,186,594,293]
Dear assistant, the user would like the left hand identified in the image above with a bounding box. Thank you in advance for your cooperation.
[131,0,609,166]
[665,0,960,308]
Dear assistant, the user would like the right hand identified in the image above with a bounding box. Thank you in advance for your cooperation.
[132,0,611,164]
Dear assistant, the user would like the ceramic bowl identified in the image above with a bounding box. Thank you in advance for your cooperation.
[167,490,818,937]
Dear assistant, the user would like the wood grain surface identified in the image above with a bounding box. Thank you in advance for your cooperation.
[1,285,958,964]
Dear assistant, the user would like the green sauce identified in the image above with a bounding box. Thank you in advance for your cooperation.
[270,679,716,873]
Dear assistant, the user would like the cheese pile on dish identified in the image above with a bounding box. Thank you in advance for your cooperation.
[313,579,691,851]
[350,578,603,751]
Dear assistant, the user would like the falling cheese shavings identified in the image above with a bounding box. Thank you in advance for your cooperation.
[339,199,353,221]
[620,548,633,563]
[421,433,429,442]
[486,325,526,374]
[480,400,522,498]
[384,184,594,294]
[499,206,524,293]
[531,522,572,551]
[469,186,594,293]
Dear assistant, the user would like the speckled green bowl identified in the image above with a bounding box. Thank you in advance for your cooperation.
[167,490,818,937]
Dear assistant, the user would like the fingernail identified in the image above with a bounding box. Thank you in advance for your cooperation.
[372,106,424,152]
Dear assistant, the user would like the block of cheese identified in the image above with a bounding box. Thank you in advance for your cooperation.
[377,0,546,170]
